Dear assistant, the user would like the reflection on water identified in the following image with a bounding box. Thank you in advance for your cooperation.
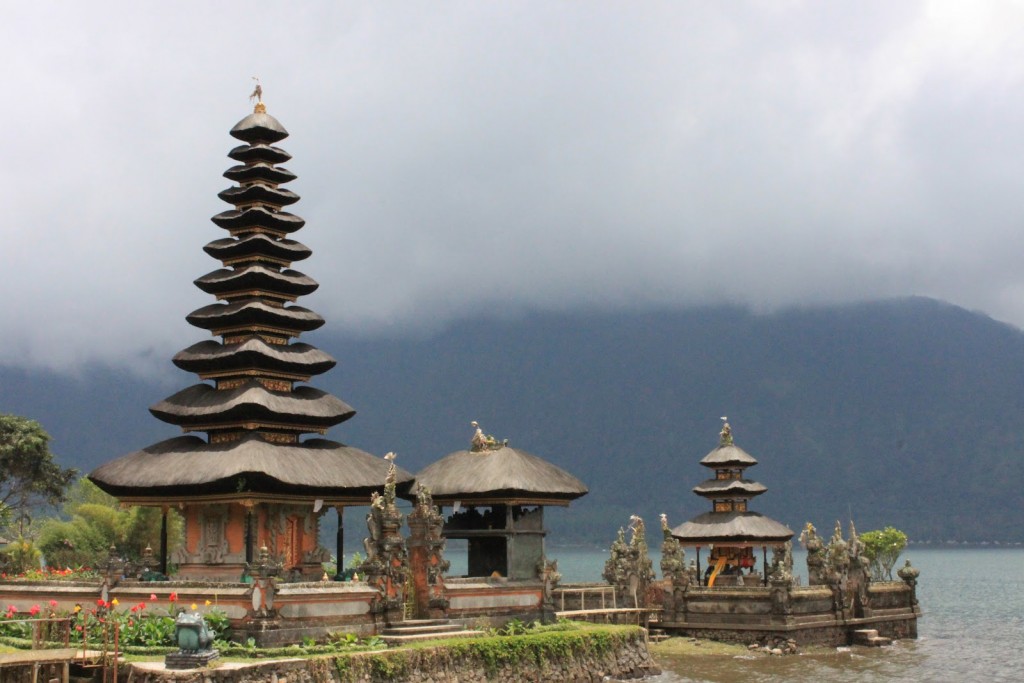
[548,547,1024,683]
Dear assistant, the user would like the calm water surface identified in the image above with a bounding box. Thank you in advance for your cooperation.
[545,547,1024,683]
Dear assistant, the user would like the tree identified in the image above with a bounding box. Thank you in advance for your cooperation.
[859,526,908,581]
[0,414,77,536]
[36,479,182,569]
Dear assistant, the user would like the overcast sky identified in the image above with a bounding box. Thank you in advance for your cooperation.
[3,1,1024,374]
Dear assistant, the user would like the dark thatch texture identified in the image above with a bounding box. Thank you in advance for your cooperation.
[415,446,587,503]
[150,382,354,428]
[230,111,289,144]
[671,511,794,544]
[89,434,413,499]
[228,143,291,164]
[204,235,311,263]
[194,266,318,297]
[224,163,296,185]
[211,207,305,233]
[218,183,300,207]
[173,339,336,376]
[186,300,324,333]
[692,479,767,497]
[699,443,759,468]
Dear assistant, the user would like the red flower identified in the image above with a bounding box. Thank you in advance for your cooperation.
[48,600,58,608]
[168,592,178,602]
[96,599,106,607]
[29,605,40,616]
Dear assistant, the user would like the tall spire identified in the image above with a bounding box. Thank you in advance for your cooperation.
[156,103,354,443]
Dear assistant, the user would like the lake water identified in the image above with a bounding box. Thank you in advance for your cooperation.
[539,546,1024,683]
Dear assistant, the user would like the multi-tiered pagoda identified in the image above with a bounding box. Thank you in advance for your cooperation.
[671,420,792,586]
[90,98,412,581]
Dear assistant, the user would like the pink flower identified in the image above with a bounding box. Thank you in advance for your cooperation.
[29,605,40,616]
[48,600,58,608]
[149,594,157,601]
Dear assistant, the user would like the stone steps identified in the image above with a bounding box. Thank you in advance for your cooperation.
[381,619,486,646]
[852,628,892,647]
[648,628,670,643]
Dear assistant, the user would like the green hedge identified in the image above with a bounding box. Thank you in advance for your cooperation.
[333,624,642,682]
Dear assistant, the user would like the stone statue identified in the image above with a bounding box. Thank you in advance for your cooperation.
[898,560,920,606]
[470,421,507,452]
[719,417,733,446]
[359,455,409,618]
[824,520,850,580]
[603,527,629,587]
[658,513,687,587]
[364,492,384,562]
[800,522,826,585]
[769,541,794,583]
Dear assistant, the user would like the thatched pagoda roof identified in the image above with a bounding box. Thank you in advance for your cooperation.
[173,339,335,377]
[230,111,289,144]
[228,143,291,165]
[194,266,318,298]
[218,183,300,208]
[699,443,758,468]
[692,478,767,498]
[415,446,588,506]
[150,381,354,429]
[211,207,305,234]
[89,434,413,502]
[671,511,794,545]
[186,300,324,333]
[203,234,311,263]
[223,162,296,185]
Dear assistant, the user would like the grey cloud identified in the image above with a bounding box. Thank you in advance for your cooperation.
[3,2,1024,371]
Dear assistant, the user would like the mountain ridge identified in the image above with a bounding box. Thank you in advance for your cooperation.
[3,296,1022,543]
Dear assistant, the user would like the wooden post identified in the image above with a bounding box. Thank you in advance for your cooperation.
[696,547,701,585]
[335,506,344,578]
[762,545,768,587]
[159,507,168,575]
[245,505,254,565]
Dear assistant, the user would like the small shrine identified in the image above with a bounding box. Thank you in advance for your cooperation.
[414,422,588,580]
[671,419,793,586]
[89,96,412,581]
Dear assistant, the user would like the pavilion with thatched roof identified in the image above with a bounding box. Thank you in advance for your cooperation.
[414,422,587,580]
[90,98,412,581]
[671,419,793,586]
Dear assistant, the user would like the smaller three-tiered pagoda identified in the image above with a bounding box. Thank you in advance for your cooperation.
[671,420,793,586]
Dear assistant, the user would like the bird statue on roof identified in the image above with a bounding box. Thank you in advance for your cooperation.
[249,76,263,104]
[719,416,733,446]
[470,420,507,452]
